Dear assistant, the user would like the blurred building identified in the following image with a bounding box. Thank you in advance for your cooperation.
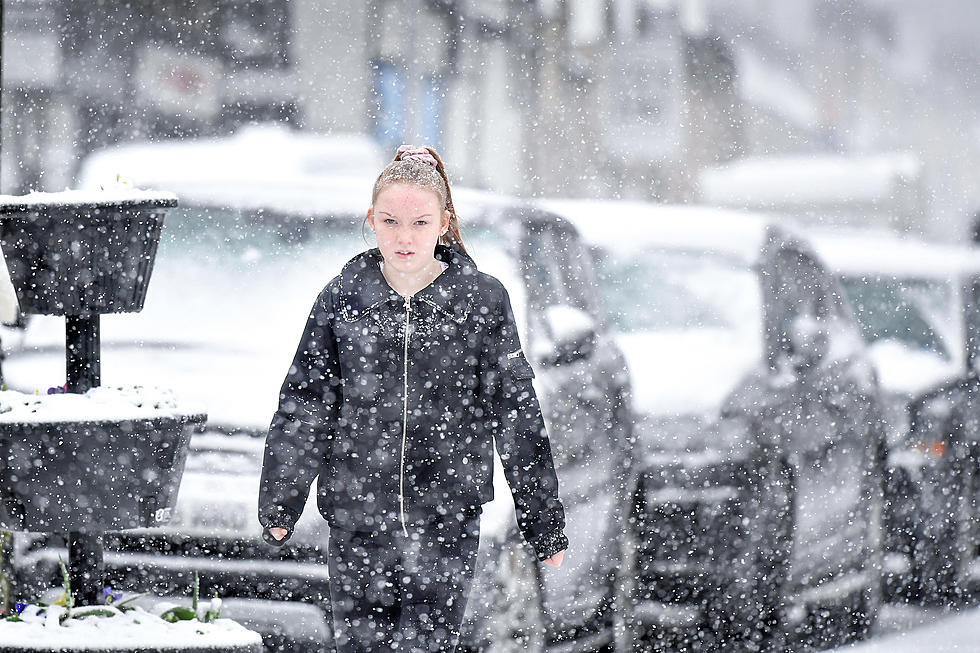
[1,0,979,236]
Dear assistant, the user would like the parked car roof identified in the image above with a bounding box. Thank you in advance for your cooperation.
[537,198,778,265]
[809,226,980,279]
[78,123,387,189]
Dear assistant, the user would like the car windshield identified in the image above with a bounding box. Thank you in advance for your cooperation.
[590,246,764,415]
[140,205,519,343]
[840,276,955,361]
[594,247,762,338]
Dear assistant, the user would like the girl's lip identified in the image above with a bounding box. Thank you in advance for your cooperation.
[395,251,414,256]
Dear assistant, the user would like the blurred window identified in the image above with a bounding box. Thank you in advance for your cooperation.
[522,222,600,317]
[592,246,762,338]
[840,276,953,360]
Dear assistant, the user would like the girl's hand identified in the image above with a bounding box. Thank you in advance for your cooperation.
[269,527,289,541]
[543,549,565,568]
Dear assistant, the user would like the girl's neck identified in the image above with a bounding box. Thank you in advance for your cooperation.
[381,256,445,298]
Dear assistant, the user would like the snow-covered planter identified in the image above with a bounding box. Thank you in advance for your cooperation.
[0,604,262,653]
[0,189,177,315]
[0,569,261,653]
[0,386,205,532]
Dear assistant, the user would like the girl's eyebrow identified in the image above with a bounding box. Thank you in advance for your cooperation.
[377,210,433,219]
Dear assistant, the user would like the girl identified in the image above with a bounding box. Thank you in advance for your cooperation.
[258,145,568,652]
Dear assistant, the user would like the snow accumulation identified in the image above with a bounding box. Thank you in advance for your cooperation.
[0,386,203,423]
[809,226,980,280]
[0,188,177,209]
[0,603,261,651]
[699,152,922,208]
[538,197,769,265]
[866,340,962,397]
[833,606,980,653]
[616,329,761,416]
[75,124,382,217]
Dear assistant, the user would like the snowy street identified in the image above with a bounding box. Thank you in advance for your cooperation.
[832,603,978,652]
[2,2,980,652]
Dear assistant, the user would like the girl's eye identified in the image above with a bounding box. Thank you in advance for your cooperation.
[415,220,428,226]
[384,218,396,224]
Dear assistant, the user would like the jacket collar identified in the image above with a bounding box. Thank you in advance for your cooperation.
[337,245,479,324]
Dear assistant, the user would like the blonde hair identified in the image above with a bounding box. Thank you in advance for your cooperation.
[368,145,467,254]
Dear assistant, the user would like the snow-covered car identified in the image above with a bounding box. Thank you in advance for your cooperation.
[810,228,980,601]
[4,130,634,652]
[540,199,885,652]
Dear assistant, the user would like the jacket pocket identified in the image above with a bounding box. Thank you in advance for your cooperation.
[501,347,535,380]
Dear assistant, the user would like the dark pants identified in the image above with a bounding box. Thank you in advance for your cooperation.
[326,508,482,652]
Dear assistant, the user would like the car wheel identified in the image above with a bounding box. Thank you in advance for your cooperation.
[485,535,546,653]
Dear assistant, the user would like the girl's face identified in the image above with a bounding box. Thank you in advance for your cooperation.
[367,183,450,276]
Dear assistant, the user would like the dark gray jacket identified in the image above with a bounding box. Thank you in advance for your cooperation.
[258,244,568,561]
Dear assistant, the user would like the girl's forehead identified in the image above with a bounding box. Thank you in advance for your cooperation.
[374,183,443,212]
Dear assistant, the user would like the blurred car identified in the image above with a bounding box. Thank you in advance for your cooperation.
[539,199,885,652]
[4,129,634,652]
[810,228,980,601]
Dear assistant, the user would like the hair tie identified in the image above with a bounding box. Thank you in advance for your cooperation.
[396,145,438,168]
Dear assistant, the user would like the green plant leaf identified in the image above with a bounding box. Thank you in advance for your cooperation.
[72,607,117,619]
[114,592,148,609]
[160,606,196,623]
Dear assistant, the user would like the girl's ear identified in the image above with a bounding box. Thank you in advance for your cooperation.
[441,209,451,235]
[366,207,376,232]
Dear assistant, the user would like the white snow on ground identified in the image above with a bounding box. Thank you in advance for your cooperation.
[832,604,977,652]
[0,603,262,650]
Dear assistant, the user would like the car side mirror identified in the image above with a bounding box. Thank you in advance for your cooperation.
[786,314,830,372]
[538,304,598,366]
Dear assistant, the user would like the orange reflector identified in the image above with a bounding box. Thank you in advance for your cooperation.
[914,440,947,458]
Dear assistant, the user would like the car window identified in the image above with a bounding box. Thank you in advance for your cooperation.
[840,275,954,361]
[593,246,762,337]
[522,221,600,317]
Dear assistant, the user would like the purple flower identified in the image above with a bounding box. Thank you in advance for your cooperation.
[14,602,26,615]
[46,384,67,395]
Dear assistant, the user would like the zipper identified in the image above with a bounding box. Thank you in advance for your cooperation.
[399,295,411,537]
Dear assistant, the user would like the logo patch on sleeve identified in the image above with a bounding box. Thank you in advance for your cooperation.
[506,348,523,359]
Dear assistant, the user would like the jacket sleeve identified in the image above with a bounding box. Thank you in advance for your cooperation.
[258,287,342,545]
[481,283,569,562]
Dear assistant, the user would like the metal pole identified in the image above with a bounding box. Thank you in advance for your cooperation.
[65,314,103,604]
[66,314,101,392]
[67,532,103,606]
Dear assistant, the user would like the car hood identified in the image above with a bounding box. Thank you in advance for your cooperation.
[867,339,963,399]
[615,329,760,418]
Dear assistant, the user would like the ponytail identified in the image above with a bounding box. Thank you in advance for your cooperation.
[421,146,466,255]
